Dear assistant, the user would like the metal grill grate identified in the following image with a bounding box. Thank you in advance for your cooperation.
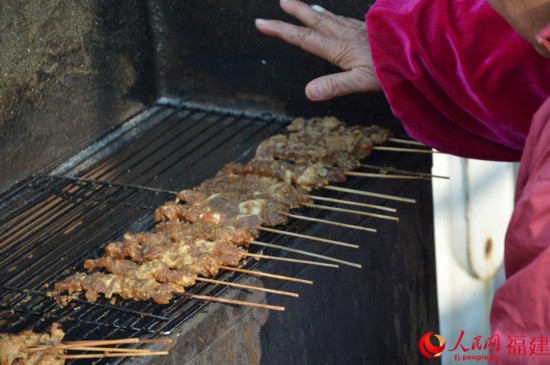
[0,101,297,361]
[0,99,421,364]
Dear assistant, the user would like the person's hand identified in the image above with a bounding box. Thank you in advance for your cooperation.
[255,0,381,101]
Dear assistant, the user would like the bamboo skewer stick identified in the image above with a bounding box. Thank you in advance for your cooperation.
[174,292,285,311]
[360,163,449,180]
[61,339,171,346]
[344,171,421,180]
[245,252,339,268]
[60,351,170,359]
[302,203,399,222]
[256,226,359,248]
[26,338,174,360]
[27,339,172,351]
[284,212,377,233]
[324,185,417,204]
[308,194,396,213]
[252,240,362,269]
[219,265,313,284]
[196,277,299,297]
[373,146,439,154]
[388,137,426,146]
[59,346,153,353]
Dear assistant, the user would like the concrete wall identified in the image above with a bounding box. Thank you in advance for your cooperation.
[0,1,156,192]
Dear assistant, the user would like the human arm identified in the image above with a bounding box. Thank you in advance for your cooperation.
[489,96,550,364]
[256,0,550,161]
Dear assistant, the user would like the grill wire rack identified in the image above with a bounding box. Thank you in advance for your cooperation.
[0,99,397,364]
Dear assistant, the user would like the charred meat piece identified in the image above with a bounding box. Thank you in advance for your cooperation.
[361,125,392,146]
[181,193,288,227]
[221,160,346,190]
[84,257,197,287]
[56,236,247,303]
[178,173,310,208]
[54,271,185,305]
[0,324,64,365]
[104,236,246,276]
[255,116,391,169]
[152,201,189,222]
[174,173,310,226]
[105,220,250,263]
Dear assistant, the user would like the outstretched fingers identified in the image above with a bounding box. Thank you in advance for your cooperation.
[279,0,346,36]
[255,0,383,100]
[255,19,336,62]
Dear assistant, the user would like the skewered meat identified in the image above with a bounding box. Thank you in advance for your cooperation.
[55,271,185,304]
[177,174,310,208]
[221,160,346,190]
[55,232,248,304]
[54,116,390,304]
[84,258,197,287]
[152,201,189,222]
[286,117,391,146]
[103,235,246,274]
[0,324,64,365]
[255,116,391,170]
[57,239,246,304]
[106,220,257,264]
[56,214,255,303]
[156,218,260,244]
[174,193,289,227]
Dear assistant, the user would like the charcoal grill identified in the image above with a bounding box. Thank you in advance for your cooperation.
[0,1,439,364]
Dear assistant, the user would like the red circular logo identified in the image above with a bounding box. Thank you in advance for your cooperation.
[418,332,446,359]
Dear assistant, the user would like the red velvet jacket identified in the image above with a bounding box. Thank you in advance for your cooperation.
[366,0,550,161]
[491,96,550,364]
[367,1,550,363]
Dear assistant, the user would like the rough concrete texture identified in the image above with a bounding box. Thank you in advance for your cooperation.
[130,276,271,365]
[0,0,155,192]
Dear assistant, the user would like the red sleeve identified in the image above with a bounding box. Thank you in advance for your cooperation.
[489,97,550,363]
[366,0,550,161]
